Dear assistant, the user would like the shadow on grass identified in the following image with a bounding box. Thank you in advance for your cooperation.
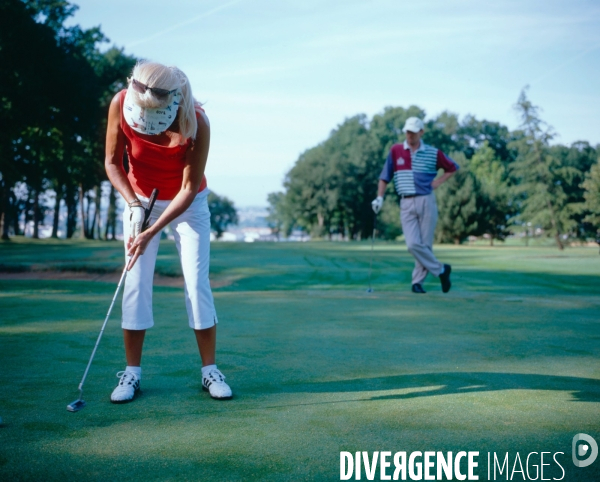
[288,372,600,403]
[137,372,600,417]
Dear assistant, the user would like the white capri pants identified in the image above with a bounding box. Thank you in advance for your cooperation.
[121,189,218,331]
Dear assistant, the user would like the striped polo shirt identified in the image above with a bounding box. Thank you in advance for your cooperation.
[379,141,459,196]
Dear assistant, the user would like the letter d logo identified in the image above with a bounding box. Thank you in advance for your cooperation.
[573,433,598,468]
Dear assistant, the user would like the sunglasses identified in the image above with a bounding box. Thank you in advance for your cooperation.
[129,78,177,99]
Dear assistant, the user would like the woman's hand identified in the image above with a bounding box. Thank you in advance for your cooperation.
[127,230,154,270]
[129,205,145,238]
[127,111,211,267]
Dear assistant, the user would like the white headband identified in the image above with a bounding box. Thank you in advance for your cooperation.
[123,89,181,135]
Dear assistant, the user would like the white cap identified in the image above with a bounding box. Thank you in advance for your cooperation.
[403,117,425,133]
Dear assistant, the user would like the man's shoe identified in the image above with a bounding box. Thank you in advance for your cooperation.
[412,283,426,294]
[202,367,232,400]
[439,264,452,293]
[110,371,141,404]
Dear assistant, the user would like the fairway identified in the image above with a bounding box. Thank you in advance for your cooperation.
[0,240,599,481]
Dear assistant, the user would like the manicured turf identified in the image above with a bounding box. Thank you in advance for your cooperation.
[0,239,599,481]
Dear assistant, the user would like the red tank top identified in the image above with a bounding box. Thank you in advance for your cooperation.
[119,90,207,200]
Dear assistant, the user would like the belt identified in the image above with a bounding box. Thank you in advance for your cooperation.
[401,194,418,199]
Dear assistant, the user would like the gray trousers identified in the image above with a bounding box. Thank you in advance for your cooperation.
[400,192,443,284]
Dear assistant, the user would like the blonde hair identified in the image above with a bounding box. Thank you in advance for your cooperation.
[127,60,199,141]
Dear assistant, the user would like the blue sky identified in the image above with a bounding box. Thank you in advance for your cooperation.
[66,0,600,207]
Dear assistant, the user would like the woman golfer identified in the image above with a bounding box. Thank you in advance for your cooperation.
[104,61,231,403]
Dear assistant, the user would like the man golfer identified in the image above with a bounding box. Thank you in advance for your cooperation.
[371,117,458,294]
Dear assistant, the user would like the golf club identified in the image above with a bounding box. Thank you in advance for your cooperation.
[366,213,377,293]
[67,188,159,412]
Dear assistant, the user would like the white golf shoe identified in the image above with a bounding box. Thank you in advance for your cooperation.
[202,367,232,400]
[110,371,141,404]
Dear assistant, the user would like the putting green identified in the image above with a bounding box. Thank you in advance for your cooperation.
[0,240,599,481]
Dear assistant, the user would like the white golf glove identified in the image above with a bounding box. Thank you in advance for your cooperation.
[129,204,145,239]
[371,196,384,214]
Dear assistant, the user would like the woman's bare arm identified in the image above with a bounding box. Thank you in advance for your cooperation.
[105,93,138,204]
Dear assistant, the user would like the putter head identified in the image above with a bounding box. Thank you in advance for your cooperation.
[67,399,86,412]
[366,288,373,293]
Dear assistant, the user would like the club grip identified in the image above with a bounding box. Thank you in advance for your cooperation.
[142,188,159,232]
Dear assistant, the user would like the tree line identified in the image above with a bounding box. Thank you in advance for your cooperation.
[1,0,136,240]
[267,89,600,249]
[0,0,237,241]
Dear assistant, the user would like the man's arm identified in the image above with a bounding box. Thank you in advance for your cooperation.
[431,171,455,190]
[372,155,393,213]
[376,152,394,198]
[432,150,459,189]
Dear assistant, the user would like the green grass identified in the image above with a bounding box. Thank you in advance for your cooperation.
[1,239,599,481]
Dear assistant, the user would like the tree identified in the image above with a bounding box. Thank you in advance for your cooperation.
[284,142,333,237]
[266,92,593,248]
[582,159,600,239]
[266,191,296,239]
[87,47,136,239]
[104,183,118,240]
[208,192,238,239]
[377,196,402,240]
[457,116,515,163]
[0,0,137,240]
[0,0,66,238]
[509,88,580,250]
[282,115,382,239]
[549,141,599,240]
[435,153,485,244]
[14,126,63,237]
[324,115,381,239]
[469,142,513,244]
[423,111,464,155]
